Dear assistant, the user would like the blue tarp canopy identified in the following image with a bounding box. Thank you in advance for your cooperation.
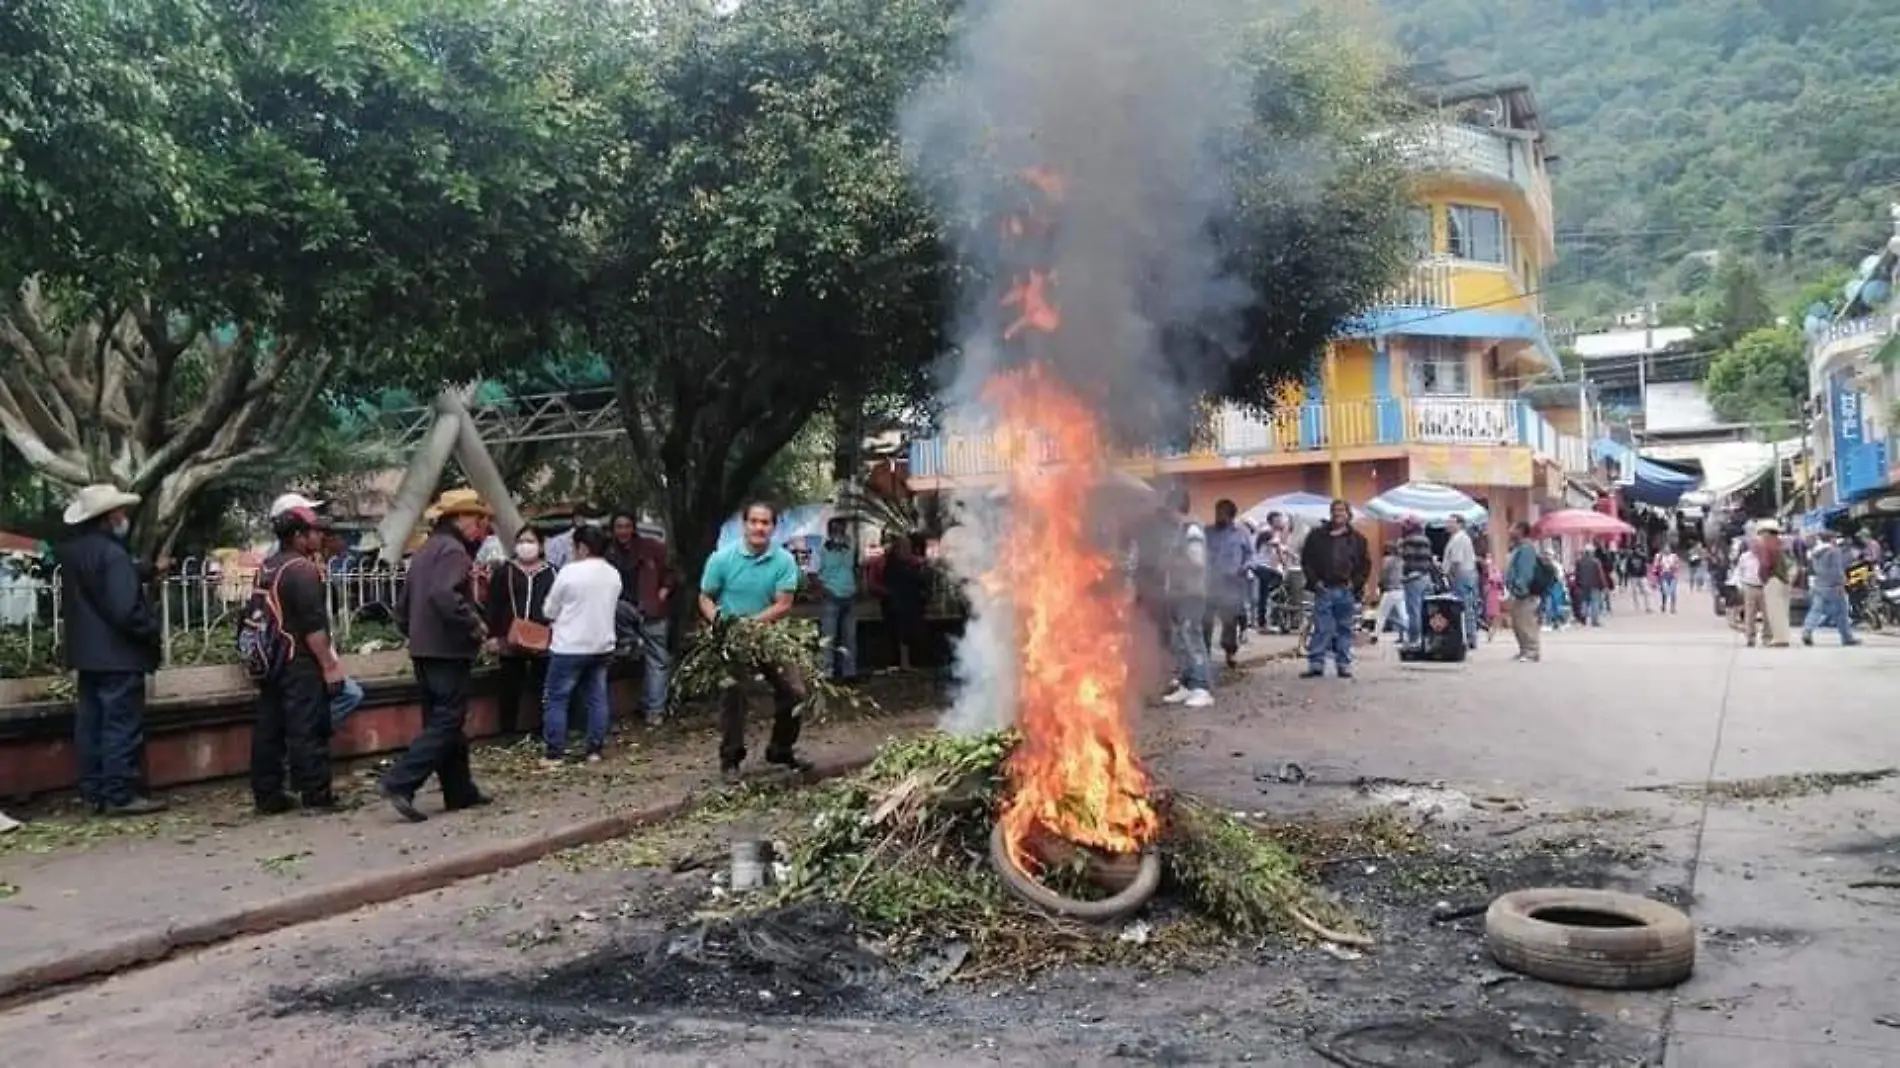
[1594,438,1701,506]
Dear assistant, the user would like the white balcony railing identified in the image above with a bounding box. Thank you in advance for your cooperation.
[1408,396,1518,445]
[1386,257,1456,308]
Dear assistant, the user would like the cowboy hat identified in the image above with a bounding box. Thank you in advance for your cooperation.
[268,491,325,518]
[63,484,142,526]
[1755,518,1783,535]
[429,488,493,519]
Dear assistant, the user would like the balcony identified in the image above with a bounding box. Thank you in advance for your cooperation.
[909,397,1592,481]
[1399,122,1555,254]
[1383,255,1537,315]
[1813,315,1891,376]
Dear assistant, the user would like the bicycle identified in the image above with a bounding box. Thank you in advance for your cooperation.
[1259,583,1313,655]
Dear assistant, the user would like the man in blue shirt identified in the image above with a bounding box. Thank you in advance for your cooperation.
[699,501,808,782]
[813,517,860,681]
[1503,520,1543,663]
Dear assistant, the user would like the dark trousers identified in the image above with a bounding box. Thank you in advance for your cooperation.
[1252,567,1283,625]
[494,655,547,736]
[1202,594,1244,658]
[382,658,481,805]
[251,665,333,804]
[75,670,147,806]
[719,659,807,768]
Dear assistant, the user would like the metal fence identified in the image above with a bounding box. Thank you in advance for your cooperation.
[0,556,411,675]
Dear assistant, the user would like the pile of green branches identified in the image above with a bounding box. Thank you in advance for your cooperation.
[669,615,870,719]
[742,730,1366,979]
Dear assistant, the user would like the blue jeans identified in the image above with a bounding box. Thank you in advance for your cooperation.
[1403,577,1428,644]
[1452,573,1479,648]
[329,676,365,730]
[1170,598,1210,691]
[1308,585,1357,672]
[1804,587,1855,643]
[819,596,858,680]
[1658,574,1678,612]
[639,619,670,715]
[542,653,611,757]
[1582,589,1605,626]
[75,671,146,806]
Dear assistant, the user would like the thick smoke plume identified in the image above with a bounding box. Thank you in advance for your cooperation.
[903,0,1259,734]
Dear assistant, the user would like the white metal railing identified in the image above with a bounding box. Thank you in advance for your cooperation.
[0,557,412,679]
[1399,122,1554,246]
[1408,396,1518,445]
[1386,256,1457,308]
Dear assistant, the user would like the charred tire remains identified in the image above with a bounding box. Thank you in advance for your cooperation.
[1484,887,1695,990]
[988,822,1161,923]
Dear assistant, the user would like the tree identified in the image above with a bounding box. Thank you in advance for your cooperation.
[0,0,601,557]
[1696,257,1776,351]
[1704,326,1807,427]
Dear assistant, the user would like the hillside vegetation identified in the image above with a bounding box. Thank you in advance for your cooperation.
[1379,0,1900,321]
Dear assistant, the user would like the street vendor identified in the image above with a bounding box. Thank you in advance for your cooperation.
[699,500,810,783]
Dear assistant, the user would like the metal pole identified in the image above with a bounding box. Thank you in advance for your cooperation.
[445,392,527,544]
[1325,342,1343,499]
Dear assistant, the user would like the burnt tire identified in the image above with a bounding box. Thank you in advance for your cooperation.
[988,822,1161,924]
[1485,887,1695,990]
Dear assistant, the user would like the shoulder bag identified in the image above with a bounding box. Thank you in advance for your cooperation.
[504,566,551,654]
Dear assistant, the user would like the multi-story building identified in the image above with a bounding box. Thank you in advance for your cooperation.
[1803,207,1900,527]
[907,76,1594,532]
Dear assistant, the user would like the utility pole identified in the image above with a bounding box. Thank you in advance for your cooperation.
[1324,342,1343,499]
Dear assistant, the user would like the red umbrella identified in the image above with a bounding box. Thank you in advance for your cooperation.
[1536,509,1635,538]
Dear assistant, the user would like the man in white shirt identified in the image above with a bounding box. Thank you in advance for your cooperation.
[1734,540,1764,645]
[1443,515,1479,649]
[536,525,622,766]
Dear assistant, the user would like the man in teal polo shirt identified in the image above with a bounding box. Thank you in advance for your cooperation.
[700,501,808,782]
[813,517,860,682]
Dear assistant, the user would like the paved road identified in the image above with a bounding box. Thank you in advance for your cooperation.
[2,608,1896,1065]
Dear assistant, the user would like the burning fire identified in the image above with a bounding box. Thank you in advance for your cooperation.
[990,169,1160,873]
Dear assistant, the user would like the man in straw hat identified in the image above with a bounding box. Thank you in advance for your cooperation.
[380,488,495,821]
[58,484,167,815]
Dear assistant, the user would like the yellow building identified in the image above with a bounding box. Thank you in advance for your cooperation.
[908,76,1590,531]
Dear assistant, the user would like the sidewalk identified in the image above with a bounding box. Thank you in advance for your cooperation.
[0,690,938,1000]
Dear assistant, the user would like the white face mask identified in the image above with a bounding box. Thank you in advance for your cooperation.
[516,542,541,563]
[110,518,131,540]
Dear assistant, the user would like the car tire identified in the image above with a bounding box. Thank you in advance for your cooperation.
[1484,887,1695,990]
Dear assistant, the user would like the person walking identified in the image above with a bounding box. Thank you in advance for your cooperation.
[1160,490,1214,707]
[249,506,343,814]
[1735,536,1765,645]
[1299,499,1369,680]
[1655,546,1682,613]
[1249,523,1285,632]
[1624,546,1653,613]
[486,526,557,739]
[1398,519,1434,647]
[1482,555,1505,641]
[700,501,812,782]
[1503,521,1544,663]
[813,518,861,682]
[539,525,622,766]
[380,490,493,822]
[1370,541,1408,643]
[1202,498,1252,671]
[1442,515,1479,649]
[1755,520,1794,647]
[606,512,674,726]
[58,485,167,816]
[1801,529,1860,647]
[1574,547,1608,627]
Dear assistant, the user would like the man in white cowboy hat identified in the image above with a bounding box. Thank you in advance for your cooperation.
[380,488,494,821]
[268,492,324,518]
[57,484,167,815]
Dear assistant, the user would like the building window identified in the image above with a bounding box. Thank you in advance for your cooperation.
[1408,339,1470,396]
[1406,207,1433,257]
[1447,204,1506,265]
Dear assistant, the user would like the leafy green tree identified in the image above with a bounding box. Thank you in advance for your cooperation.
[1704,326,1808,426]
[1696,258,1777,350]
[0,0,600,557]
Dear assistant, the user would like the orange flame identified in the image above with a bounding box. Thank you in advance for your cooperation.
[988,170,1159,873]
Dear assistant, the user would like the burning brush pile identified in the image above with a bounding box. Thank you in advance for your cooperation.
[716,730,1367,982]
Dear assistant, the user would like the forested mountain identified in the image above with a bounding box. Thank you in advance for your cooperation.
[1377,0,1900,322]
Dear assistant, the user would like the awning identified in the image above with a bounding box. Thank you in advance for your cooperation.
[1594,438,1701,505]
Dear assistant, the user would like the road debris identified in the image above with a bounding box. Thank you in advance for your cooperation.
[1630,768,1897,802]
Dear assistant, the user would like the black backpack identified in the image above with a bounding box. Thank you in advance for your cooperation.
[1527,554,1558,597]
[238,558,315,684]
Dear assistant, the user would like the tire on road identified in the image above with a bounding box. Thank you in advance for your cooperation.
[988,822,1160,924]
[1484,887,1695,990]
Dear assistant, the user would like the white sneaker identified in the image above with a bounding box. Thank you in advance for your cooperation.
[1183,689,1214,709]
[1162,686,1192,704]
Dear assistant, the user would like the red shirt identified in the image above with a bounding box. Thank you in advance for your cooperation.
[606,535,672,619]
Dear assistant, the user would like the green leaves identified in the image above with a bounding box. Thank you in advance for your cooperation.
[1704,326,1807,427]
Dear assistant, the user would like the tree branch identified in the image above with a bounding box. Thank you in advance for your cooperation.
[131,325,266,493]
[0,376,91,484]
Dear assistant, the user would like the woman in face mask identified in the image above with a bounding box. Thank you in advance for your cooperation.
[485,527,558,739]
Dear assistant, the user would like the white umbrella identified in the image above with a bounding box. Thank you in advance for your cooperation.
[1364,482,1487,525]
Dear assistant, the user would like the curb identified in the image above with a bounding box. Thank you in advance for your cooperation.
[0,753,874,1003]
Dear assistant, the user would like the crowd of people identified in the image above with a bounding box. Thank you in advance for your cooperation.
[34,481,933,825]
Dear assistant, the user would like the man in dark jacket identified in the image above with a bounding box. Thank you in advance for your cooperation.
[1299,499,1371,680]
[58,484,166,815]
[380,489,494,822]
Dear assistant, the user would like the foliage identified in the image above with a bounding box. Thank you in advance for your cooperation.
[668,615,866,720]
[0,619,405,679]
[1694,258,1778,351]
[1704,326,1808,426]
[0,0,603,556]
[747,730,1358,978]
[1379,0,1900,318]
